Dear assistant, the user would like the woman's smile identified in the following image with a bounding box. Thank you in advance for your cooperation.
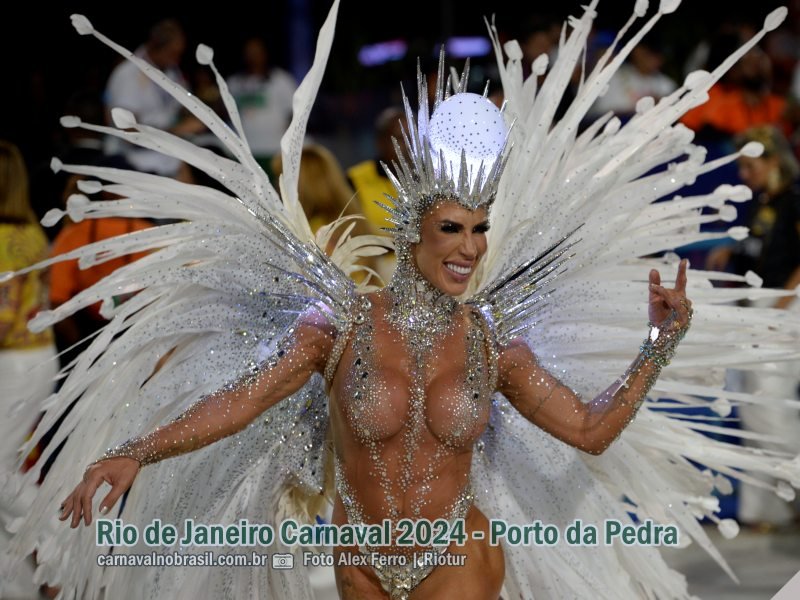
[443,261,474,281]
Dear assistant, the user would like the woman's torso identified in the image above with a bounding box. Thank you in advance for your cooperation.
[327,289,495,531]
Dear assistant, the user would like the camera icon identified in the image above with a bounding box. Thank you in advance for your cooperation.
[272,553,294,569]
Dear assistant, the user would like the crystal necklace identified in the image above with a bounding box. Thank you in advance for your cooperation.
[385,244,460,354]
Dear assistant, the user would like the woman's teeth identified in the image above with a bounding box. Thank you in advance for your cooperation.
[445,263,471,275]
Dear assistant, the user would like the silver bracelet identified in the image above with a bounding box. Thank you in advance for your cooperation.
[639,308,692,368]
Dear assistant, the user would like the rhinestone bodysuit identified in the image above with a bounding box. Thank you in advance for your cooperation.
[325,257,496,598]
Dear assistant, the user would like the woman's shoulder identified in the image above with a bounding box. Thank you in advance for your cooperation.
[463,301,496,337]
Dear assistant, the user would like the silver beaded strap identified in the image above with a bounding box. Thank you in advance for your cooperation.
[469,304,500,391]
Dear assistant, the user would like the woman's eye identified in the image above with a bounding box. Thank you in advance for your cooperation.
[474,225,490,233]
[440,224,459,233]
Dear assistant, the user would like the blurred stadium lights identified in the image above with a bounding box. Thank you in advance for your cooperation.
[356,35,491,67]
[445,36,491,58]
[357,40,408,66]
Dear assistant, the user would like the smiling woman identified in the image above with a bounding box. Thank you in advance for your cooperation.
[4,3,800,600]
[52,79,693,599]
[413,202,489,295]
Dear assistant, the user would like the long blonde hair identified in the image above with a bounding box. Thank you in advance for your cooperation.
[272,143,361,231]
[0,141,37,224]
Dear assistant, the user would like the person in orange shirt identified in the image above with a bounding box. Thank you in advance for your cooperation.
[23,173,153,600]
[681,46,788,137]
[49,216,153,361]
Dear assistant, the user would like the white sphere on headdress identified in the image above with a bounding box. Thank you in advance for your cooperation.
[428,92,506,187]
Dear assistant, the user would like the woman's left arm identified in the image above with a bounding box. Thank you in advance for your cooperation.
[496,260,693,455]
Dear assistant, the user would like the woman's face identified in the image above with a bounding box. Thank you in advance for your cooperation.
[738,155,776,192]
[412,200,489,296]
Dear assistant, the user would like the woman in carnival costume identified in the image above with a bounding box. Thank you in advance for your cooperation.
[2,1,800,599]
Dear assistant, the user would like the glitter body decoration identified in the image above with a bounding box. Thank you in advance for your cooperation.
[2,2,800,600]
[328,283,484,597]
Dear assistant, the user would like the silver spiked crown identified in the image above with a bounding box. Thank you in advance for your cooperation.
[377,52,512,244]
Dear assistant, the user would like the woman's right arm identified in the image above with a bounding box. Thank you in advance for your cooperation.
[59,308,336,527]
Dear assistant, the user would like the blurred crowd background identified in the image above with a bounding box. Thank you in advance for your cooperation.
[0,0,798,575]
[1,1,799,597]
[1,0,797,186]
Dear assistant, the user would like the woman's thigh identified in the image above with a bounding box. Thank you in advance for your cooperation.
[410,505,504,599]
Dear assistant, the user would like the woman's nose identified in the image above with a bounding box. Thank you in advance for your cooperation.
[460,234,478,258]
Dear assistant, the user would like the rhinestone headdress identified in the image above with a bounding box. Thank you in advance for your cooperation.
[377,54,511,244]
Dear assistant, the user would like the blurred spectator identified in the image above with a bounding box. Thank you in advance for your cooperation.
[272,143,384,283]
[272,143,368,243]
[347,107,409,282]
[786,63,800,158]
[589,40,677,121]
[271,143,354,234]
[515,13,588,123]
[347,106,405,232]
[763,0,800,95]
[0,141,57,599]
[29,91,108,241]
[791,62,800,108]
[227,36,296,177]
[682,19,757,80]
[518,14,560,80]
[676,29,783,276]
[191,67,225,118]
[49,174,153,367]
[681,46,788,140]
[707,126,800,528]
[706,125,800,298]
[104,18,204,176]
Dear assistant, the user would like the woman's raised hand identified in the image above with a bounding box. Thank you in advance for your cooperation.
[59,457,140,527]
[648,259,693,328]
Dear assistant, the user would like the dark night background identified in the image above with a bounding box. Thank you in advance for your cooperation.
[0,0,791,170]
